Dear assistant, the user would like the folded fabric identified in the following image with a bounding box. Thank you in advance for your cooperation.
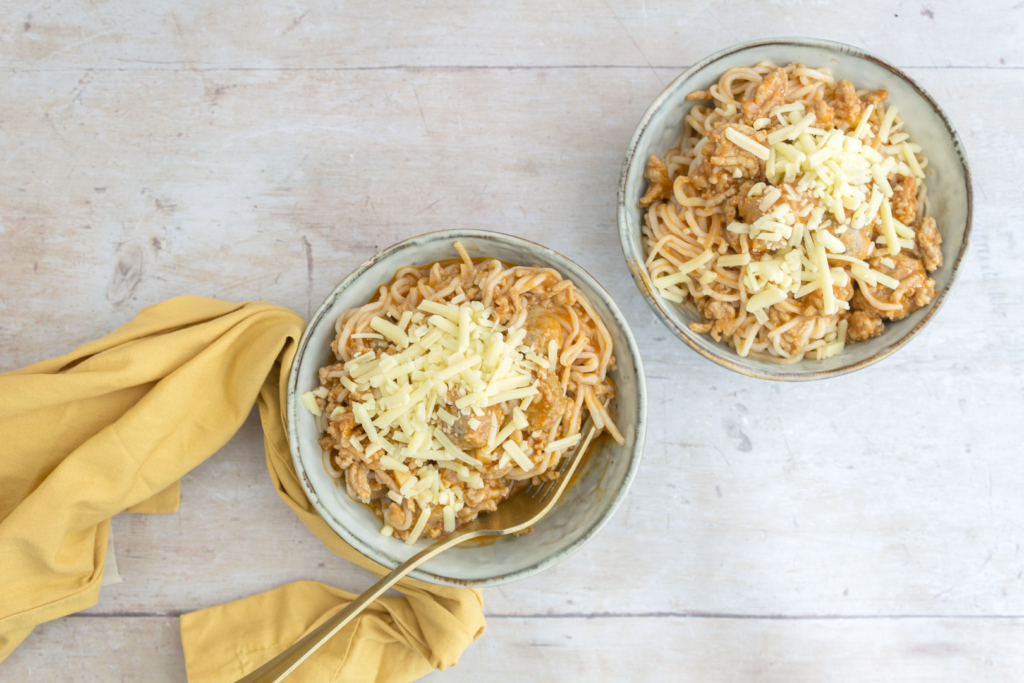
[0,296,485,681]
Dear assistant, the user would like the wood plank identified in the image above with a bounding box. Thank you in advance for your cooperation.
[3,617,186,682]
[422,616,1024,682]
[4,5,1024,678]
[5,615,1022,682]
[0,65,673,369]
[1,65,1022,621]
[0,66,1019,367]
[2,1,1022,69]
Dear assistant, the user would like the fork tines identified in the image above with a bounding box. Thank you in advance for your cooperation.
[530,428,588,502]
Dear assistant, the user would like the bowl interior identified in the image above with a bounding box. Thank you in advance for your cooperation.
[619,39,971,380]
[288,230,646,587]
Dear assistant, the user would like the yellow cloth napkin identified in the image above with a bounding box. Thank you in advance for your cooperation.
[0,296,485,681]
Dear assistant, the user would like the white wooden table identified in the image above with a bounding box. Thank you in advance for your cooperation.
[3,2,1023,680]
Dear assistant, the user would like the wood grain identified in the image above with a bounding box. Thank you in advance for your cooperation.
[3,1,1022,69]
[2,0,1023,680]
[5,615,1023,683]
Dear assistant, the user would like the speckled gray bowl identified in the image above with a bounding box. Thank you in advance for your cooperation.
[287,229,647,587]
[618,38,972,381]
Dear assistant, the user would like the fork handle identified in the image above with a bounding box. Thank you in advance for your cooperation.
[234,528,484,683]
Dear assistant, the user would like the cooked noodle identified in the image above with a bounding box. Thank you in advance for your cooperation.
[304,243,622,542]
[641,61,944,362]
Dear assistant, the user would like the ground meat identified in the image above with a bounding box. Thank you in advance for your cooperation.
[343,336,391,358]
[686,90,711,100]
[525,371,567,433]
[459,481,510,521]
[831,79,862,127]
[891,175,918,225]
[523,305,563,355]
[640,155,673,207]
[371,467,398,492]
[386,501,411,530]
[440,388,503,450]
[348,388,373,404]
[328,383,349,403]
[862,89,889,106]
[701,186,740,207]
[801,279,856,318]
[326,412,357,444]
[723,181,762,225]
[913,276,937,308]
[741,68,788,125]
[778,318,813,357]
[707,123,768,179]
[345,462,373,502]
[915,216,943,272]
[723,227,771,259]
[812,98,835,130]
[324,413,365,469]
[700,300,742,337]
[419,506,450,540]
[852,253,936,321]
[846,311,885,342]
[689,321,714,333]
[839,225,876,261]
[334,449,356,471]
[689,122,769,194]
[493,295,512,324]
[318,362,344,384]
[463,480,510,506]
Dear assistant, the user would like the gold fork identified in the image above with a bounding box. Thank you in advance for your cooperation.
[236,413,602,683]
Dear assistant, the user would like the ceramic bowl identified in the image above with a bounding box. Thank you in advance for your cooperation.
[286,229,647,587]
[617,38,972,381]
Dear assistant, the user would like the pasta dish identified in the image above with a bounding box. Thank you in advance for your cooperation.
[640,62,944,362]
[301,242,623,543]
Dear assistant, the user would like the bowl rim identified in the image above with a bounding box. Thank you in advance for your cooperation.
[286,228,648,587]
[616,36,974,382]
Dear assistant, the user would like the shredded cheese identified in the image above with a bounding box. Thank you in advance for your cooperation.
[545,433,582,452]
[300,392,322,417]
[878,105,898,144]
[725,126,770,160]
[653,250,714,289]
[717,253,751,268]
[405,506,432,545]
[746,286,787,313]
[370,316,409,349]
[307,294,592,540]
[879,196,901,256]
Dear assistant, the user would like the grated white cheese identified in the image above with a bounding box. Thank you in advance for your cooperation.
[370,317,409,349]
[545,433,582,452]
[653,250,714,289]
[405,506,432,545]
[725,126,770,161]
[879,196,901,256]
[310,291,584,537]
[746,286,787,313]
[853,104,875,140]
[878,105,898,144]
[300,391,322,417]
[718,253,751,268]
[503,440,534,471]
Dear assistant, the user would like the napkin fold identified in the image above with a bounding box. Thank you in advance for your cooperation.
[0,296,485,681]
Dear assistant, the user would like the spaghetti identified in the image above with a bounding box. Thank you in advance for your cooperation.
[640,62,944,362]
[301,242,623,543]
